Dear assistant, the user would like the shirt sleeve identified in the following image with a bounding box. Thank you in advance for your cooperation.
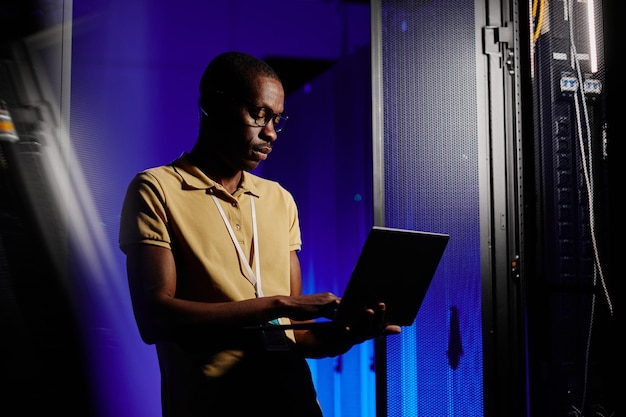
[285,188,302,253]
[118,171,172,253]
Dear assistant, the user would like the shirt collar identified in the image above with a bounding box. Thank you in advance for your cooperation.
[172,152,260,197]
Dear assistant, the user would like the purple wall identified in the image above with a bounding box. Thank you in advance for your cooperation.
[68,1,374,416]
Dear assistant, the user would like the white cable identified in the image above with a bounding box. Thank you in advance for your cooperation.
[568,1,613,316]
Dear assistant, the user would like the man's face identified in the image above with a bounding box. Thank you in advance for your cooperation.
[219,75,286,172]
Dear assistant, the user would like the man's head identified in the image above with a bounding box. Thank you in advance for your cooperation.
[194,51,287,174]
[199,51,281,110]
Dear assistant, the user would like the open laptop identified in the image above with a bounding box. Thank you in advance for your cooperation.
[252,225,450,332]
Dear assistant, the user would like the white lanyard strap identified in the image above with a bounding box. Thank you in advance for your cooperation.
[210,194,263,297]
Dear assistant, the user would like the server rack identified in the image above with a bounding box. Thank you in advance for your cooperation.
[372,0,616,415]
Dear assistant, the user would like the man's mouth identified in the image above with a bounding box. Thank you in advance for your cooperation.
[252,146,272,160]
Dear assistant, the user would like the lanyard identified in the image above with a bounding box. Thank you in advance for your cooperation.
[210,194,264,297]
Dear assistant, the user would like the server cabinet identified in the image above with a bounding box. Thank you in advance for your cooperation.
[372,0,616,415]
[528,0,616,415]
[372,0,528,415]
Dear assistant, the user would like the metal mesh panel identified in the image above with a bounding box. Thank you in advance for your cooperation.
[376,0,484,415]
[529,0,615,414]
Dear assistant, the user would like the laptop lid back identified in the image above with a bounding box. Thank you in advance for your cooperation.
[333,226,450,327]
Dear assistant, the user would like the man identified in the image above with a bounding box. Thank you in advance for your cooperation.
[119,51,400,417]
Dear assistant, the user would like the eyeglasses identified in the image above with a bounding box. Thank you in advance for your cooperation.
[242,103,289,133]
[201,91,289,133]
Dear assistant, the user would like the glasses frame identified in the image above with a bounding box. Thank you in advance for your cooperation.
[201,90,289,133]
[240,102,289,133]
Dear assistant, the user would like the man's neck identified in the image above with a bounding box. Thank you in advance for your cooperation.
[217,174,242,194]
[188,149,242,194]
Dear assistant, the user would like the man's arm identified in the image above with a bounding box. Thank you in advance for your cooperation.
[125,245,340,344]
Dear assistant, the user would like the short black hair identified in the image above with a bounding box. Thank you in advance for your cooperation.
[199,51,281,104]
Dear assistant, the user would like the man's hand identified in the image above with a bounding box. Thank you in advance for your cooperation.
[300,302,401,358]
[343,302,402,343]
[282,292,341,321]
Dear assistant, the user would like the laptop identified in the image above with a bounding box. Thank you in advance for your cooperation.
[252,225,449,331]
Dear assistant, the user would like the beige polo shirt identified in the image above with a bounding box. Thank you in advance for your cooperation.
[119,153,310,394]
[119,152,302,305]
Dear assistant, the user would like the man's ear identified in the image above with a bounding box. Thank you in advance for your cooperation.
[199,91,229,119]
